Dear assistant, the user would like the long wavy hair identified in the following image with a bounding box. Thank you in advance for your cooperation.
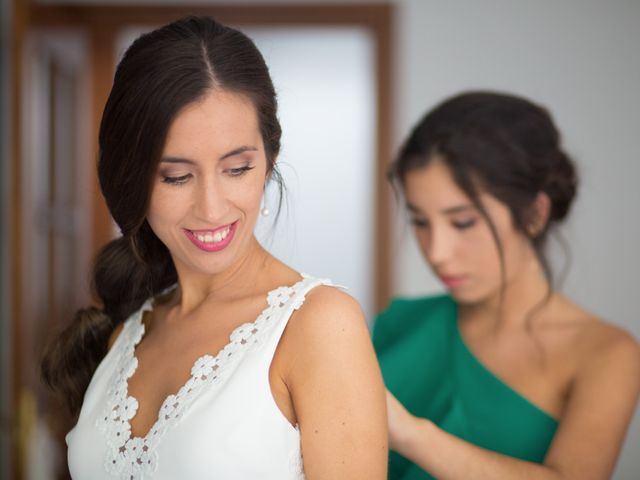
[41,16,282,415]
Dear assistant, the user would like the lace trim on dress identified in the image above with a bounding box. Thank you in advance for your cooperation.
[96,275,322,479]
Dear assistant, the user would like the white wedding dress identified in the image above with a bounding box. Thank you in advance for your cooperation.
[66,274,334,479]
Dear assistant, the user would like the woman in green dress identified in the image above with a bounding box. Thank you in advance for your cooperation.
[374,91,640,479]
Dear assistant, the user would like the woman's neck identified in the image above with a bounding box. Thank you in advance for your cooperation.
[459,257,556,332]
[171,237,272,316]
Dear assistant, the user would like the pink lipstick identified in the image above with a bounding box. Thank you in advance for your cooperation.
[439,274,467,289]
[184,222,237,252]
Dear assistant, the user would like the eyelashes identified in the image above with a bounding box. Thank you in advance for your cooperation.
[410,218,429,228]
[160,165,255,185]
[228,165,255,177]
[161,174,191,185]
[410,217,478,230]
[452,219,477,230]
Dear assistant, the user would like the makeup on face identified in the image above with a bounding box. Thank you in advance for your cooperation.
[157,146,259,185]
[153,148,260,254]
[407,202,480,232]
[147,89,269,277]
[183,221,238,252]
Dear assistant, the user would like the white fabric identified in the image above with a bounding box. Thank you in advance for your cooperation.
[66,274,333,479]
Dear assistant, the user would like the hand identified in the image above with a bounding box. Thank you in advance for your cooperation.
[386,389,427,456]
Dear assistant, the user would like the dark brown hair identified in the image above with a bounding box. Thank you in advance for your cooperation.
[389,91,578,293]
[41,16,282,415]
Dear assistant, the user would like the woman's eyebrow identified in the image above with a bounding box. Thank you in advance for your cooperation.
[406,202,475,215]
[441,205,475,215]
[159,156,196,165]
[159,145,258,165]
[219,145,258,160]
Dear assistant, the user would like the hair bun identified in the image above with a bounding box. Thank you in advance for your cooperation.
[543,150,578,222]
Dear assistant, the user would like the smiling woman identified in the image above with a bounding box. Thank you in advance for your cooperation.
[149,90,266,272]
[40,16,387,480]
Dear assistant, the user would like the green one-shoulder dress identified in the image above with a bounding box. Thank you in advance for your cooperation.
[373,295,559,480]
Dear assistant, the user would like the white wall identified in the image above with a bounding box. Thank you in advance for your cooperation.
[248,27,377,319]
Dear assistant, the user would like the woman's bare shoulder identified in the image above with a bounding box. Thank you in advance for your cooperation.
[290,284,365,332]
[582,320,640,374]
[277,284,370,361]
[561,298,640,377]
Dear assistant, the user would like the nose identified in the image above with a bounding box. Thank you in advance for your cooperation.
[192,176,229,223]
[422,225,454,268]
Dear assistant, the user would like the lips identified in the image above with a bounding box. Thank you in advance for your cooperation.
[438,273,467,289]
[184,221,237,252]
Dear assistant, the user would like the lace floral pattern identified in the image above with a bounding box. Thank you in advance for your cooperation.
[96,275,321,479]
[288,427,305,477]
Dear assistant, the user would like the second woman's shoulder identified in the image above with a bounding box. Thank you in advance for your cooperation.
[575,314,640,378]
[553,297,640,394]
[378,293,455,320]
[557,297,639,362]
[372,293,456,348]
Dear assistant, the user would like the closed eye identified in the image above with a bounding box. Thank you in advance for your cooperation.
[452,219,477,230]
[161,174,192,185]
[227,165,255,177]
[410,217,429,228]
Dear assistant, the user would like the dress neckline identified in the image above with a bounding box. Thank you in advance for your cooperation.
[451,302,559,423]
[98,274,317,477]
[125,275,309,440]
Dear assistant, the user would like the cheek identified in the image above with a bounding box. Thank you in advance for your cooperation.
[147,185,189,229]
[475,225,532,288]
[466,224,503,273]
[414,228,429,254]
[247,181,265,208]
[239,175,267,208]
[501,231,534,276]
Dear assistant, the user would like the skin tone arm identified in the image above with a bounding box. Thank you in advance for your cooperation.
[387,332,640,480]
[283,287,388,479]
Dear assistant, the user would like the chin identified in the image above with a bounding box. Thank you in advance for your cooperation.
[447,288,492,306]
[174,250,235,276]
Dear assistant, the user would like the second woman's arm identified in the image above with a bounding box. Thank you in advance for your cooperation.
[386,328,640,480]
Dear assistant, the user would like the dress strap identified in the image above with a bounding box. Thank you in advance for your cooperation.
[261,274,341,359]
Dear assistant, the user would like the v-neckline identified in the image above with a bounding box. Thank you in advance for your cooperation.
[121,275,307,441]
[96,273,329,478]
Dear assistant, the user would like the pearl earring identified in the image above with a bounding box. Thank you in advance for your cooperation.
[261,207,270,217]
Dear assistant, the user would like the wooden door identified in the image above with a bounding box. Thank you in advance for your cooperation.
[17,29,92,480]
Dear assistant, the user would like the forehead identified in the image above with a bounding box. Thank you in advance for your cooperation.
[403,157,514,227]
[163,89,261,156]
[404,157,471,209]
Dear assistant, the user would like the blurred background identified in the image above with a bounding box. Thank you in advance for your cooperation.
[1,0,639,478]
